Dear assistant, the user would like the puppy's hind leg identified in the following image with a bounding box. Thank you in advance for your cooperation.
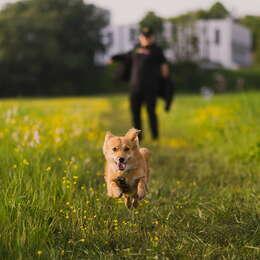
[124,195,132,209]
[132,195,139,208]
[124,195,138,209]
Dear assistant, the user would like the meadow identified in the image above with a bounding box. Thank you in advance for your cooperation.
[0,92,259,259]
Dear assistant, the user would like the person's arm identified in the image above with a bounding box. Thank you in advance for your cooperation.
[110,51,132,63]
[161,63,170,79]
[157,47,170,79]
[111,53,127,62]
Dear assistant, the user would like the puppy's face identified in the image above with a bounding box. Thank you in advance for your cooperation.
[103,128,141,172]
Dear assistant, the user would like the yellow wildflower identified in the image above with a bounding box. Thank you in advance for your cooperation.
[37,250,43,256]
[22,159,29,166]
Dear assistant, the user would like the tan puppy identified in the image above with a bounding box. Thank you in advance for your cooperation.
[103,128,150,208]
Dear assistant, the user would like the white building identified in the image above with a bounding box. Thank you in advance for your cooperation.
[95,24,139,65]
[96,18,252,69]
[196,18,252,68]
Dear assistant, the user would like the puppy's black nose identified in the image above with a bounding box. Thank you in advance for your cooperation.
[119,157,125,163]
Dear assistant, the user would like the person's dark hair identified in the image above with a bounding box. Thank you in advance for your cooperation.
[140,27,154,37]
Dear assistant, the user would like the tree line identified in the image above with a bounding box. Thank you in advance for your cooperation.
[0,0,109,96]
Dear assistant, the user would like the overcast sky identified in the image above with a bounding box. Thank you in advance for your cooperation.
[0,0,259,25]
[91,0,260,24]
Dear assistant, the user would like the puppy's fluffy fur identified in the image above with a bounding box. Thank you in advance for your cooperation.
[103,128,150,208]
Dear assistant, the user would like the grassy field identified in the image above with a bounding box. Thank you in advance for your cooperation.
[0,92,259,259]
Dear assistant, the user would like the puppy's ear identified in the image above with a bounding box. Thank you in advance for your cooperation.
[103,131,114,155]
[125,128,141,143]
[104,131,114,142]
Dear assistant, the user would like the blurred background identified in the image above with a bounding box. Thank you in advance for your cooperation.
[0,0,259,97]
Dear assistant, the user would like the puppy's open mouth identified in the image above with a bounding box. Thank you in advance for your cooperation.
[118,162,127,171]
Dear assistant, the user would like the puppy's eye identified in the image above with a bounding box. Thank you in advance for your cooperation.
[124,147,130,152]
[112,147,117,152]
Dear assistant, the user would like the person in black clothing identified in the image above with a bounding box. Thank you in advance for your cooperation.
[111,28,170,140]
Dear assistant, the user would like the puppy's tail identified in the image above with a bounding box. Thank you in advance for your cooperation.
[139,148,151,162]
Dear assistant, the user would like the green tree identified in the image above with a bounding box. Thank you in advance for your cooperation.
[171,2,230,21]
[241,15,260,65]
[205,2,229,19]
[0,0,109,96]
[139,11,163,35]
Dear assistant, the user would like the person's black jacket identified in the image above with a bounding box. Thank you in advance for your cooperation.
[111,52,132,83]
[158,76,175,112]
[111,50,175,111]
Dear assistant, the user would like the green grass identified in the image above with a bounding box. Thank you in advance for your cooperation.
[0,92,259,259]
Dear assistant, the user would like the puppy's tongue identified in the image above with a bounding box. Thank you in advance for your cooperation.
[118,162,126,171]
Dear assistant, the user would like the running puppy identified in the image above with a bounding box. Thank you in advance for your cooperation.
[103,128,150,208]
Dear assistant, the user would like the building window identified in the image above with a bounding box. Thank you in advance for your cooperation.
[215,29,220,45]
[191,36,199,53]
[202,26,207,35]
[105,32,113,46]
[129,28,137,42]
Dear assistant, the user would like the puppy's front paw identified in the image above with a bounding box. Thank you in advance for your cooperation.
[111,186,123,198]
[137,179,147,200]
[107,182,123,198]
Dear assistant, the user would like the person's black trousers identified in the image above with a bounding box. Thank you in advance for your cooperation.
[130,91,158,140]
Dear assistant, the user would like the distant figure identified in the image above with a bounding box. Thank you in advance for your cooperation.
[111,28,171,140]
[201,86,214,100]
[236,78,245,91]
[214,73,227,93]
